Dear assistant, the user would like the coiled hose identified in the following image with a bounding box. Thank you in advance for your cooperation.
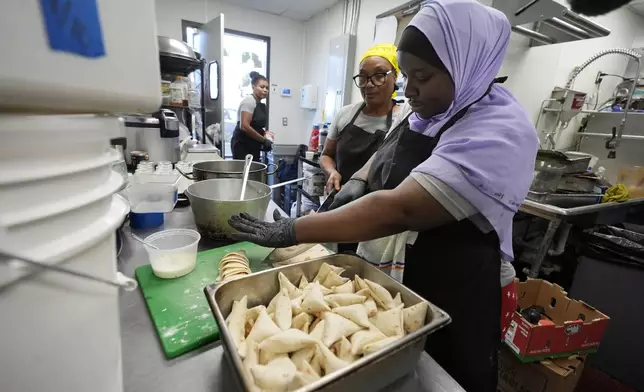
[565,48,641,89]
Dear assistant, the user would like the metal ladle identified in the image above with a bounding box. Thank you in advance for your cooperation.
[239,154,253,201]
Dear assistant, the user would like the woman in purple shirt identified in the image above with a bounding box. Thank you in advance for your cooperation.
[229,1,539,390]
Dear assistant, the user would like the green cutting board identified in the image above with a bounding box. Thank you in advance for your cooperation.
[135,242,273,359]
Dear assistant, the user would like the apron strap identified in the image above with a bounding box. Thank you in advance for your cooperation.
[349,101,396,129]
[385,101,395,130]
[347,102,367,126]
[434,79,500,141]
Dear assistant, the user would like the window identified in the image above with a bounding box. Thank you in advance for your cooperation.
[182,20,203,52]
[209,61,219,100]
[186,26,201,52]
[181,20,204,98]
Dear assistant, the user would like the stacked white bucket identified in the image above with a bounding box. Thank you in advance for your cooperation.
[0,1,161,392]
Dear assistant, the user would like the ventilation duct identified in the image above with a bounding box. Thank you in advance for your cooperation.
[492,0,610,46]
[376,0,609,46]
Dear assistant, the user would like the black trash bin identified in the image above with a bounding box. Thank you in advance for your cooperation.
[570,226,644,391]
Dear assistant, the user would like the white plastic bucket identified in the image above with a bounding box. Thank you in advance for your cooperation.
[0,0,160,114]
[0,164,121,224]
[0,115,126,254]
[0,115,123,175]
[0,171,124,254]
[0,195,129,392]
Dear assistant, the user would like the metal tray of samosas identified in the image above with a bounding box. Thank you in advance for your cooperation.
[204,253,452,392]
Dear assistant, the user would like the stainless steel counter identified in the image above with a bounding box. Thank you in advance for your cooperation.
[520,197,644,220]
[118,201,464,392]
[518,197,644,277]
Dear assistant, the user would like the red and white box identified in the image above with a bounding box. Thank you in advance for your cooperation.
[504,278,609,362]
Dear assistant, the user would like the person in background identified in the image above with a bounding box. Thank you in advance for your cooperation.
[320,44,400,253]
[231,71,272,161]
[229,1,539,390]
[320,44,400,193]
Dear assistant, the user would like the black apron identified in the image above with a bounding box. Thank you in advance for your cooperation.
[367,84,503,392]
[335,102,393,253]
[335,102,393,185]
[232,100,267,162]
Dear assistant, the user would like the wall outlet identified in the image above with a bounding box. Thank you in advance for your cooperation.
[282,117,288,126]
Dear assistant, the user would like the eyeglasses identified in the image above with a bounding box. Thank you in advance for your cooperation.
[353,70,394,88]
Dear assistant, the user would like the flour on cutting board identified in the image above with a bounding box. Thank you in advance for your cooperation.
[163,327,179,338]
[161,319,191,337]
[161,310,212,340]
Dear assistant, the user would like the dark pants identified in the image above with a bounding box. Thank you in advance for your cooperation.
[404,221,501,392]
[232,138,261,162]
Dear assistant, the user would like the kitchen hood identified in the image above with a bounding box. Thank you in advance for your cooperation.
[492,0,610,45]
[376,0,610,47]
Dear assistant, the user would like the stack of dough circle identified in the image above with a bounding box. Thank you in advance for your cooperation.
[217,251,251,283]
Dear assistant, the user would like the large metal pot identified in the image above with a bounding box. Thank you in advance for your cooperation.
[179,160,276,183]
[185,179,271,240]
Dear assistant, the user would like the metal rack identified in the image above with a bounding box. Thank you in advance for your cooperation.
[296,157,322,216]
[160,58,207,143]
[158,37,206,142]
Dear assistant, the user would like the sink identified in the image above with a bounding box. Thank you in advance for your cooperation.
[526,191,602,208]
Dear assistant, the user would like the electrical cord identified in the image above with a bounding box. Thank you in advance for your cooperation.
[599,72,627,80]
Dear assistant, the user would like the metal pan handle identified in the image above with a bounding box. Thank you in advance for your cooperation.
[176,166,196,180]
[0,250,138,291]
[269,177,306,189]
[265,163,278,176]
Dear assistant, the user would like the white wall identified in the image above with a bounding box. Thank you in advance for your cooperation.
[155,0,309,145]
[498,5,644,149]
[301,0,408,129]
[302,2,344,127]
[302,0,644,150]
[349,0,409,103]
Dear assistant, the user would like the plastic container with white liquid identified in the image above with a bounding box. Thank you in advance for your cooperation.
[144,229,201,279]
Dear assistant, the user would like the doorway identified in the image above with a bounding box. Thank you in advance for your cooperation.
[183,21,270,158]
[221,29,270,158]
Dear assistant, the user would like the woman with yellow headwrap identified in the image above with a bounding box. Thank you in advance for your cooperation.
[320,43,400,194]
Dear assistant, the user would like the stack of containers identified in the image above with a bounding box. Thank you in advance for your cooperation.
[129,161,181,214]
[0,1,161,392]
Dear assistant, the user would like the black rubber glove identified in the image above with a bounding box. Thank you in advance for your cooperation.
[328,178,367,210]
[229,212,297,248]
[273,209,286,221]
[262,138,273,151]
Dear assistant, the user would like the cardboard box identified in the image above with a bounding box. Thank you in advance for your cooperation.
[504,278,609,362]
[498,346,586,392]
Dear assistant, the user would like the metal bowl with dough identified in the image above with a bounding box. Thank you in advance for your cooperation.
[185,179,271,240]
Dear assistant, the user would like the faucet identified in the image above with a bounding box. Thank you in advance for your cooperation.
[565,48,642,159]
